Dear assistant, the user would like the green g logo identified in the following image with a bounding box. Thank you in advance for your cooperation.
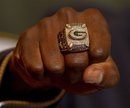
[69,30,87,40]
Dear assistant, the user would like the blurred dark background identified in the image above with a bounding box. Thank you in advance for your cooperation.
[0,0,129,33]
[0,0,130,108]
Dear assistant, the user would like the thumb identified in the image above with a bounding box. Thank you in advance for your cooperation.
[83,56,120,88]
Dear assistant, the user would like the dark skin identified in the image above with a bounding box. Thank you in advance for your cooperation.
[9,7,120,95]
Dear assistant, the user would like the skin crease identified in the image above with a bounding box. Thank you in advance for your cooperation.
[9,7,120,94]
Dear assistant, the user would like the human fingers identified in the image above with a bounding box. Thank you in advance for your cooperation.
[82,9,111,63]
[10,26,46,89]
[83,56,120,88]
[38,15,64,76]
[57,7,89,83]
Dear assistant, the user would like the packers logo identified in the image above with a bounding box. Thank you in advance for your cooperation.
[69,30,87,40]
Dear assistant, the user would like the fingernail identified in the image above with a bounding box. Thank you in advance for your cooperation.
[84,70,103,84]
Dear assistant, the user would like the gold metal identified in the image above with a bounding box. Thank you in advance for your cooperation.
[58,23,89,52]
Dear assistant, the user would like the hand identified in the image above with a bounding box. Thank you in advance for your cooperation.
[10,7,120,94]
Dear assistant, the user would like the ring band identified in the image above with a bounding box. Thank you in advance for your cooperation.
[58,23,89,53]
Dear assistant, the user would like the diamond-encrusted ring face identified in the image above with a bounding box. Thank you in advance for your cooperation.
[58,23,89,53]
[67,24,87,40]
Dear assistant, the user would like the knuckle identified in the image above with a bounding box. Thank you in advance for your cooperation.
[90,48,108,62]
[94,48,104,57]
[48,63,64,74]
[30,63,43,75]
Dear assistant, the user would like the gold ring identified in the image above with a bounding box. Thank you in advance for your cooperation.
[58,23,89,53]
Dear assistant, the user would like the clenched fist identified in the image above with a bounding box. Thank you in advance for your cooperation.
[9,7,119,94]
